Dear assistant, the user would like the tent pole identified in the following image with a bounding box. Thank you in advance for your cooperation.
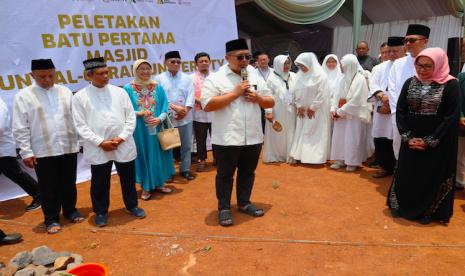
[353,0,363,53]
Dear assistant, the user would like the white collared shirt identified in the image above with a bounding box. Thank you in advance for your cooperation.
[387,54,416,113]
[369,61,394,139]
[201,64,272,146]
[12,83,79,159]
[256,67,274,82]
[155,71,195,127]
[72,84,137,165]
[0,97,17,157]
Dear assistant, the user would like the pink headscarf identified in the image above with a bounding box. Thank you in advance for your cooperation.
[415,48,455,84]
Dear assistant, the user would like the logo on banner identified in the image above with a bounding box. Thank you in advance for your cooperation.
[100,0,154,3]
[157,0,176,4]
[177,0,191,5]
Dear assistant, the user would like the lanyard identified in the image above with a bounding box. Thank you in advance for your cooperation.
[273,71,290,90]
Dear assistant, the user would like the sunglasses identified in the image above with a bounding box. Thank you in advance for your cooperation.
[170,60,181,64]
[231,54,251,61]
[403,37,425,44]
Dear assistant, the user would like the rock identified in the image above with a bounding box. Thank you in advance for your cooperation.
[13,268,34,276]
[55,252,70,258]
[53,256,74,271]
[32,246,57,266]
[0,265,18,276]
[66,262,80,270]
[50,271,70,276]
[70,254,83,264]
[9,251,32,270]
[33,265,49,276]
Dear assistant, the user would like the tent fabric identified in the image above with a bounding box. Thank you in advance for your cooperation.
[447,0,464,17]
[254,0,346,25]
[332,15,462,60]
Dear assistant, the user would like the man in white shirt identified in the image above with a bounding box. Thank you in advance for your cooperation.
[388,24,430,159]
[254,51,273,133]
[379,42,389,63]
[369,37,406,178]
[191,52,213,172]
[13,59,82,234]
[72,57,145,227]
[156,51,195,181]
[255,51,273,82]
[201,38,274,227]
[0,97,40,211]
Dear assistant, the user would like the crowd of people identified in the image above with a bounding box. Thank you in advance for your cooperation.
[1,23,465,242]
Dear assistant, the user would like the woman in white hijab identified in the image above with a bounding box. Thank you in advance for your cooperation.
[289,53,331,164]
[321,54,343,100]
[330,54,372,172]
[263,55,297,163]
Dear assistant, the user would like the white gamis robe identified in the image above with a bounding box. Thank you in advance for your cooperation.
[289,53,332,164]
[330,61,372,166]
[263,71,297,163]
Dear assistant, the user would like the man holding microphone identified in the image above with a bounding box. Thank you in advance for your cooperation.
[201,38,274,227]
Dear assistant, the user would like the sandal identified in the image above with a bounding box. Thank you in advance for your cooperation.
[218,209,233,227]
[68,211,85,223]
[238,204,264,217]
[154,187,173,194]
[141,190,151,200]
[46,223,62,234]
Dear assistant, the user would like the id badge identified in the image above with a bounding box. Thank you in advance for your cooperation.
[284,90,293,105]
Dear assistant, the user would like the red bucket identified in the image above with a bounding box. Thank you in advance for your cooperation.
[67,263,109,276]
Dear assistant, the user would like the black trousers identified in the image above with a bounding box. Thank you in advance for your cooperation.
[35,153,78,226]
[213,144,262,210]
[193,121,211,161]
[260,108,266,134]
[374,138,396,173]
[90,160,138,215]
[0,156,39,198]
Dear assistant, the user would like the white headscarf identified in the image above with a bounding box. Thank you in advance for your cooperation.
[322,54,342,81]
[294,52,325,89]
[334,54,371,123]
[273,55,290,80]
[322,54,343,98]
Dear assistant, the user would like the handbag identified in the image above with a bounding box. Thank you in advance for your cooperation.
[157,116,181,150]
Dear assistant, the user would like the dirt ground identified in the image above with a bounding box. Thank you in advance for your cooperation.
[2,154,465,275]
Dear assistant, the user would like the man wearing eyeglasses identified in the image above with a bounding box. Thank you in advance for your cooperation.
[156,51,196,181]
[201,38,274,227]
[368,36,406,178]
[388,24,430,159]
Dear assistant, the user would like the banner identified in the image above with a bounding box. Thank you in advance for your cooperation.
[0,0,237,201]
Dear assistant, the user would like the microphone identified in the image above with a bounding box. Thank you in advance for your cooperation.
[240,67,248,81]
[240,67,250,94]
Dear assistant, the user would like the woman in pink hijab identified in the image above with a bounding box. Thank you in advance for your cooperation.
[387,48,461,225]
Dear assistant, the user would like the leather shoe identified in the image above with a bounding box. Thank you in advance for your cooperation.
[126,207,146,219]
[372,170,393,178]
[95,214,108,227]
[181,171,195,181]
[25,197,41,212]
[0,233,22,245]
